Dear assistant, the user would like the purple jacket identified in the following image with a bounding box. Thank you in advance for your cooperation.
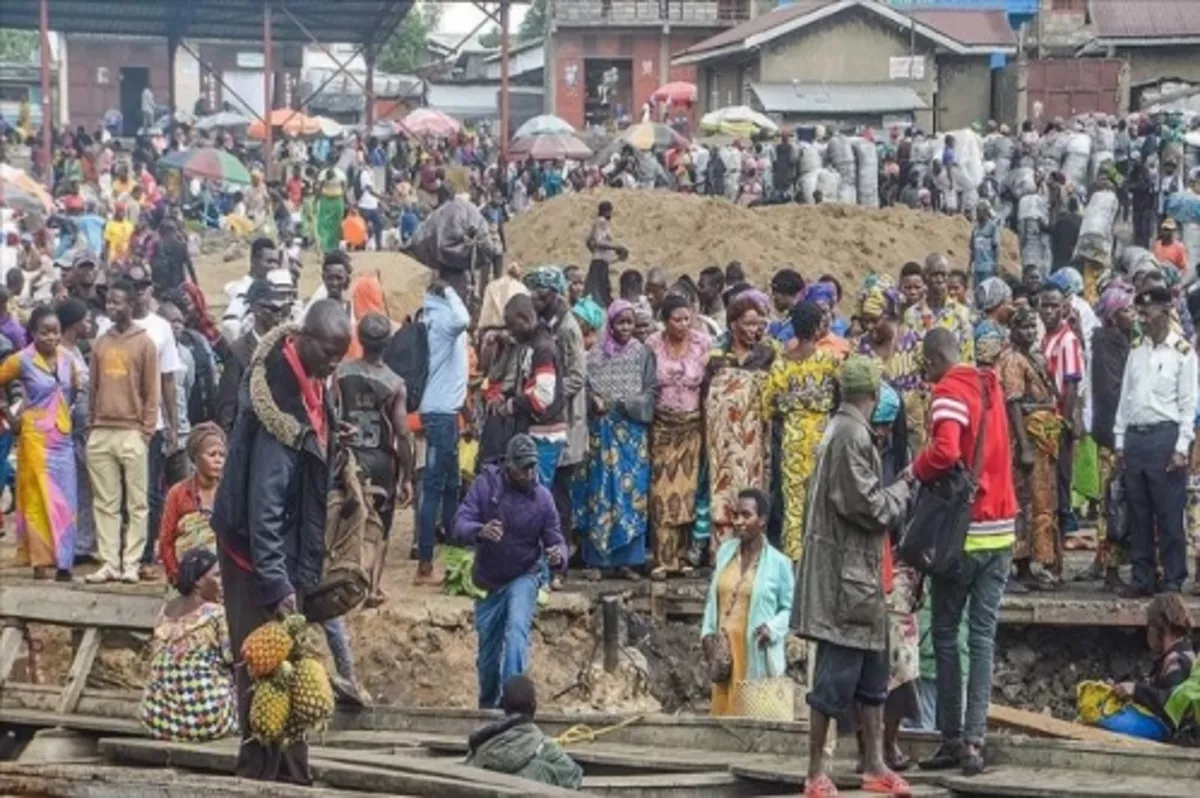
[451,464,566,592]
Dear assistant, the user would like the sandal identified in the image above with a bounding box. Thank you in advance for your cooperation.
[862,769,913,796]
[885,751,913,772]
[803,773,839,797]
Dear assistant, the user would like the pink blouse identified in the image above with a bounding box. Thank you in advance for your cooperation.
[648,330,710,413]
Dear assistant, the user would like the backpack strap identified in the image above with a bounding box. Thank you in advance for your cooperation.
[969,373,991,482]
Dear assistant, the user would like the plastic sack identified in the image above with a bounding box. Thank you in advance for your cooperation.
[1008,166,1037,199]
[1073,189,1118,266]
[815,168,841,202]
[408,197,499,274]
[1017,193,1047,222]
[799,171,819,204]
[826,134,854,168]
[799,142,821,175]
[854,138,879,208]
[955,128,986,190]
[1115,245,1158,276]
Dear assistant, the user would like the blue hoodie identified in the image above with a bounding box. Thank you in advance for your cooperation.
[419,286,470,415]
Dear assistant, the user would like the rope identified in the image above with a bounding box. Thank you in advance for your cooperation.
[554,714,646,748]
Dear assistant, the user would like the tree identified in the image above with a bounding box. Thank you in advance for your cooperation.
[478,25,502,49]
[377,2,444,74]
[517,0,547,43]
[0,29,38,63]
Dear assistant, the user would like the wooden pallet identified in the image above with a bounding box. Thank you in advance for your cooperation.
[0,585,159,718]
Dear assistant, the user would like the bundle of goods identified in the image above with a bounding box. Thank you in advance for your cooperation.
[827,134,858,205]
[243,614,336,745]
[1073,188,1119,267]
[798,142,822,203]
[1166,191,1200,268]
[910,136,935,185]
[1038,131,1067,176]
[853,138,880,209]
[1062,131,1092,189]
[985,134,1015,183]
[409,198,502,274]
[1115,245,1158,277]
[1090,123,1116,185]
[815,168,841,203]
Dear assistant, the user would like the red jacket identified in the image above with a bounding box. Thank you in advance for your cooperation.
[913,364,1017,534]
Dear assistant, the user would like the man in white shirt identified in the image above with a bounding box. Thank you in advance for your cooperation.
[357,170,383,251]
[141,86,156,130]
[1113,286,1198,596]
[222,236,281,342]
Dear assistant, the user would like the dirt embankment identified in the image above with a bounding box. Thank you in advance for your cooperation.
[506,189,1020,290]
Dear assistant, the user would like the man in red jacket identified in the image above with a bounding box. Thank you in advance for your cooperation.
[911,328,1017,777]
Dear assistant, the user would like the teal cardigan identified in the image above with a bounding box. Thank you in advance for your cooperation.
[701,538,795,681]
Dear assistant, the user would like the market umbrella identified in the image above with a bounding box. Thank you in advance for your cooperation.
[401,108,461,137]
[158,147,253,185]
[248,109,322,139]
[700,105,780,138]
[513,114,575,140]
[618,122,690,151]
[313,116,345,137]
[0,164,53,213]
[195,110,252,131]
[509,132,593,161]
[651,81,698,106]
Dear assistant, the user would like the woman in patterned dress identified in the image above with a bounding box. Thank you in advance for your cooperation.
[576,301,656,581]
[140,548,237,742]
[855,276,927,453]
[157,423,226,588]
[704,293,775,546]
[762,300,840,562]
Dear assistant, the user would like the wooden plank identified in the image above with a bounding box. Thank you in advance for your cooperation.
[310,747,591,798]
[0,707,144,736]
[986,704,1161,747]
[0,624,24,684]
[420,736,763,773]
[55,628,103,715]
[938,766,1197,798]
[0,585,160,630]
[0,683,143,718]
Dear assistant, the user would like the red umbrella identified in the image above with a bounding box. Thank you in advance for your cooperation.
[402,108,461,137]
[651,81,697,106]
[509,132,593,161]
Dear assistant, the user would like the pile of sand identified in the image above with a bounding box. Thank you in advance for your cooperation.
[506,189,1020,290]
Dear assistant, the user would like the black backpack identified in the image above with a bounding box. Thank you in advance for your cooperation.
[383,313,428,413]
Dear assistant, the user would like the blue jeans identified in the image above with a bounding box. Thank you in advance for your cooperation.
[323,618,354,679]
[418,413,460,563]
[474,571,539,709]
[142,430,165,564]
[931,547,1011,747]
[532,438,564,586]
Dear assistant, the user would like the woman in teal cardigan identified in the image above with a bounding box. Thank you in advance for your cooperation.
[701,488,795,716]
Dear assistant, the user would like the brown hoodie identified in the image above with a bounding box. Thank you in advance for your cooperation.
[89,324,160,438]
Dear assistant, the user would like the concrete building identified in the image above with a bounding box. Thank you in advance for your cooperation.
[673,0,1016,130]
[546,0,760,131]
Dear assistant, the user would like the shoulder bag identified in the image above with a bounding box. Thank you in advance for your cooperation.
[898,376,990,579]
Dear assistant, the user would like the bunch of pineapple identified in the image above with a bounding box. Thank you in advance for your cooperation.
[243,614,336,745]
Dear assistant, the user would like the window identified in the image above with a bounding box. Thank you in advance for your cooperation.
[1050,0,1085,12]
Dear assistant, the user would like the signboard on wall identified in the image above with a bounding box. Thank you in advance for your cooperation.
[237,52,265,69]
[889,56,925,80]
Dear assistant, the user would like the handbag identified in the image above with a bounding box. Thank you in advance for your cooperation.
[733,652,795,721]
[898,375,990,579]
[706,560,755,685]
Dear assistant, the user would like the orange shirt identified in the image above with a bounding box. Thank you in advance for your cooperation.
[342,214,368,249]
[1154,239,1189,275]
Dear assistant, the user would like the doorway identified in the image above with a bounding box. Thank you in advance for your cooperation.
[119,66,149,136]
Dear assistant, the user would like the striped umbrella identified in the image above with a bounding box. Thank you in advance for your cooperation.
[158,147,253,185]
[618,122,690,151]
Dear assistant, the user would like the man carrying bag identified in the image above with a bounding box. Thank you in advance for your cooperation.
[906,329,1017,778]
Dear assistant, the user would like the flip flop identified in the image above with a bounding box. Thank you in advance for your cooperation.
[862,769,913,796]
[803,773,839,797]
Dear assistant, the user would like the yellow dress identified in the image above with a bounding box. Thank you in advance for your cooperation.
[762,350,840,561]
[710,552,759,717]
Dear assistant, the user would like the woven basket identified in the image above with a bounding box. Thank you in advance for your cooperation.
[733,656,795,721]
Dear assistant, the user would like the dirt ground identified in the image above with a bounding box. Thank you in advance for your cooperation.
[506,189,1021,289]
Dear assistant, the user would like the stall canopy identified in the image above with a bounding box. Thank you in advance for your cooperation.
[0,0,414,44]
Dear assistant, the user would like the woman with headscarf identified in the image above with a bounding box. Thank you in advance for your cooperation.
[804,281,851,357]
[647,294,710,577]
[855,274,926,451]
[997,307,1064,590]
[139,547,237,742]
[1088,281,1135,591]
[157,423,226,588]
[975,276,1014,327]
[572,297,605,350]
[575,301,656,581]
[704,293,775,546]
[762,300,839,561]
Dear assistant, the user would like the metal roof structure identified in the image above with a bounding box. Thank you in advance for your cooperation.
[1085,0,1200,44]
[0,1,415,45]
[750,81,927,115]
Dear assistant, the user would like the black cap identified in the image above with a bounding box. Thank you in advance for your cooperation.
[1135,286,1172,307]
[245,278,287,308]
[128,265,153,286]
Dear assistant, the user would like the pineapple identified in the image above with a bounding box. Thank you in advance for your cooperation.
[241,615,306,679]
[289,657,335,729]
[248,677,292,745]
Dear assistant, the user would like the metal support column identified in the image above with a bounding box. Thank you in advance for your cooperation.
[167,34,179,122]
[39,0,52,188]
[499,0,511,156]
[365,44,376,129]
[263,2,274,181]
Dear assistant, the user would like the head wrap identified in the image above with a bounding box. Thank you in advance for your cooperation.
[1053,267,1084,297]
[1161,264,1182,289]
[524,265,567,296]
[186,422,226,464]
[871,383,901,425]
[1097,281,1134,323]
[572,296,605,333]
[975,277,1012,313]
[176,547,218,596]
[973,319,1008,366]
[856,273,898,320]
[603,299,637,358]
[804,281,838,309]
[841,355,881,395]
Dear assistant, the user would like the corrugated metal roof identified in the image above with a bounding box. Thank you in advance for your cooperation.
[0,1,413,45]
[751,81,927,114]
[677,0,831,57]
[423,83,543,121]
[1089,0,1200,40]
[908,9,1015,47]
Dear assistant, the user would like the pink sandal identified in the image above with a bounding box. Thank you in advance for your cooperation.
[803,773,839,797]
[862,769,912,796]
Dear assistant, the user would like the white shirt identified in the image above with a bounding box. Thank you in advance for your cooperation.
[357,172,379,211]
[1113,331,1199,455]
[96,313,183,431]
